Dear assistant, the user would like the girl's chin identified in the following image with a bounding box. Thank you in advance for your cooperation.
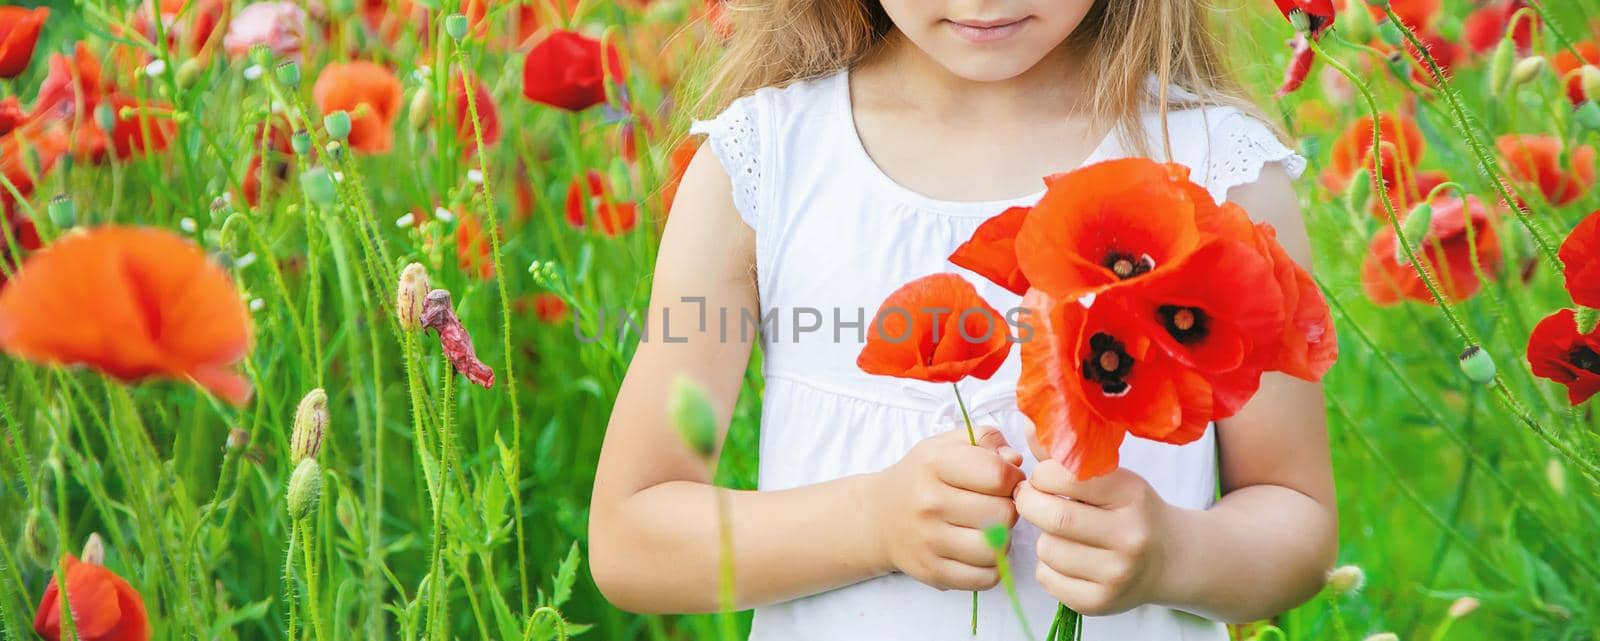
[926,51,1051,83]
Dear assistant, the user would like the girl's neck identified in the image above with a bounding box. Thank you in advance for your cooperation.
[857,30,1088,122]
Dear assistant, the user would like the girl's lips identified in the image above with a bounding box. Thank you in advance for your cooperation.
[945,17,1030,44]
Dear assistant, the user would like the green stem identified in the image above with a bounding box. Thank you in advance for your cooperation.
[951,383,978,634]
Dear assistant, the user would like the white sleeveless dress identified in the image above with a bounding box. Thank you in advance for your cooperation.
[690,69,1306,641]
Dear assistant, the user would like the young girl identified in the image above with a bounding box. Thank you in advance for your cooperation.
[589,1,1338,638]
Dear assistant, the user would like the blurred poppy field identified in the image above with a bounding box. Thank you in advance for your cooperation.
[1,0,1600,640]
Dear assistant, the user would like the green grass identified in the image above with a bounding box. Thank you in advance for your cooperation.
[1,1,1599,640]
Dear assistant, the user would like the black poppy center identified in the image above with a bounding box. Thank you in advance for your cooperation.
[1569,346,1600,375]
[1104,251,1155,280]
[1158,305,1210,345]
[1081,332,1133,396]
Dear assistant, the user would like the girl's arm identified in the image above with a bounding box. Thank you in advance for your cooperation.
[588,146,1025,613]
[1015,163,1337,623]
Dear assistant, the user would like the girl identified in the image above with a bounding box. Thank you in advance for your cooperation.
[590,1,1337,639]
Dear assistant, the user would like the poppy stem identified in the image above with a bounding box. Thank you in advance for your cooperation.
[992,543,1037,641]
[950,382,979,634]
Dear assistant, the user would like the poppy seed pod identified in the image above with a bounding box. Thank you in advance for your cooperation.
[1510,56,1547,89]
[286,458,321,520]
[408,87,433,131]
[1343,166,1372,210]
[276,60,301,88]
[1457,345,1496,384]
[324,110,352,141]
[290,388,328,463]
[445,13,469,41]
[396,263,431,331]
[178,58,206,89]
[1326,565,1365,596]
[982,524,1008,552]
[47,195,74,229]
[667,376,717,459]
[1488,37,1516,97]
[1577,102,1600,133]
[249,43,273,68]
[301,167,337,205]
[290,129,312,155]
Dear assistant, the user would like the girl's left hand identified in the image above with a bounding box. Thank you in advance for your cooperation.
[1013,460,1175,616]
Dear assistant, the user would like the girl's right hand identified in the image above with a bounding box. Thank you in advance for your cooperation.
[866,426,1026,591]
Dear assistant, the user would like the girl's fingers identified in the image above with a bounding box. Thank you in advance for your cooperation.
[1034,561,1116,616]
[929,557,1001,591]
[935,446,1025,497]
[934,525,1000,568]
[1035,531,1122,583]
[1032,461,1145,509]
[939,488,1018,530]
[1014,482,1118,548]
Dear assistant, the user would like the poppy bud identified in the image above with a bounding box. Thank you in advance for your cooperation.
[1448,597,1479,619]
[250,43,273,69]
[290,129,312,155]
[94,102,116,134]
[21,509,45,562]
[1488,37,1515,97]
[336,492,357,532]
[1344,166,1372,210]
[324,110,352,141]
[276,61,301,89]
[81,532,105,566]
[1510,56,1546,89]
[1457,345,1495,384]
[982,524,1008,552]
[290,388,328,463]
[226,427,248,450]
[1582,65,1600,104]
[397,262,431,331]
[1342,5,1375,45]
[1377,19,1403,47]
[324,140,344,159]
[667,375,717,459]
[408,87,433,131]
[1548,458,1567,496]
[1396,202,1432,265]
[178,58,206,89]
[301,167,338,205]
[1325,565,1365,596]
[445,13,469,41]
[286,458,321,520]
[1576,102,1600,133]
[48,195,74,229]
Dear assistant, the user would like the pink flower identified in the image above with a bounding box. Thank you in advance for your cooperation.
[224,2,306,60]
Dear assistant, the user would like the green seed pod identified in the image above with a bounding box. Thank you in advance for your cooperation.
[1344,167,1372,211]
[1395,202,1433,265]
[982,524,1008,552]
[323,110,352,141]
[290,388,329,463]
[1576,102,1600,133]
[94,102,116,134]
[396,263,431,331]
[276,61,302,88]
[1487,35,1516,97]
[408,87,433,131]
[1457,345,1496,385]
[1326,565,1365,596]
[47,195,74,229]
[1582,65,1600,104]
[177,58,206,89]
[1510,56,1547,89]
[301,167,338,206]
[286,458,322,521]
[249,43,273,69]
[667,376,717,459]
[324,140,344,159]
[1377,19,1403,47]
[290,129,312,155]
[1342,5,1375,45]
[445,13,470,41]
[1286,9,1310,33]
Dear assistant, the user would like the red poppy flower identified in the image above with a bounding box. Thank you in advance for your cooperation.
[1321,113,1425,194]
[1527,308,1600,405]
[1464,1,1533,54]
[31,44,108,122]
[521,29,623,111]
[1015,159,1207,301]
[455,213,493,280]
[1554,42,1600,106]
[1350,0,1438,30]
[660,138,699,216]
[0,226,253,405]
[1403,29,1463,81]
[33,554,148,641]
[452,76,500,149]
[948,206,1031,295]
[313,61,402,154]
[0,6,47,79]
[533,292,569,323]
[1560,210,1600,307]
[1018,289,1212,480]
[1497,135,1596,207]
[1252,223,1337,382]
[1361,195,1501,306]
[1277,34,1317,98]
[1274,0,1335,37]
[133,0,224,56]
[857,273,1012,383]
[241,115,296,208]
[565,170,637,235]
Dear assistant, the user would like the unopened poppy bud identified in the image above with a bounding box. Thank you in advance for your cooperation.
[1448,596,1479,618]
[301,167,338,205]
[1548,458,1567,496]
[291,388,328,463]
[408,87,433,131]
[1584,65,1600,104]
[324,110,352,141]
[397,263,431,331]
[250,44,273,68]
[1342,6,1375,45]
[178,58,206,89]
[1488,37,1516,97]
[47,195,74,228]
[1510,56,1547,89]
[1396,202,1433,265]
[1363,634,1398,641]
[445,13,470,41]
[81,532,105,565]
[1326,565,1365,596]
[286,458,321,520]
[1344,167,1372,210]
[667,376,717,459]
[1576,102,1600,133]
[20,509,45,561]
[290,129,312,155]
[94,102,116,133]
[982,524,1008,552]
[1457,346,1496,384]
[1377,19,1403,47]
[324,140,344,159]
[226,427,248,450]
[276,61,301,88]
[336,493,357,532]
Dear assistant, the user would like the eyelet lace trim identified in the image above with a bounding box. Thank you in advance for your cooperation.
[690,103,761,228]
[1207,111,1308,202]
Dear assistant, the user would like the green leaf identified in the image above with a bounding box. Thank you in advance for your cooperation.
[552,542,580,608]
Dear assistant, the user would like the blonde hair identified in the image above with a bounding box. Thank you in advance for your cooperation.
[690,0,1275,158]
